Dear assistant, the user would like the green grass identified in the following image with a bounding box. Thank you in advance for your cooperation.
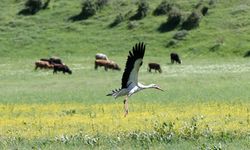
[0,57,249,104]
[2,138,250,150]
[0,57,249,149]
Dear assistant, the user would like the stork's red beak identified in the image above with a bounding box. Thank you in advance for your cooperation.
[156,86,164,91]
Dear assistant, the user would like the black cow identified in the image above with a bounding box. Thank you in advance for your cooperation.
[170,53,182,64]
[40,57,63,65]
[148,63,162,73]
[53,64,72,74]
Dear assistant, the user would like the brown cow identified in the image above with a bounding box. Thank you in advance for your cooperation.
[95,60,121,71]
[148,63,162,73]
[35,61,54,70]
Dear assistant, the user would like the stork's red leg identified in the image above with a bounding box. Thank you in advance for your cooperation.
[124,96,128,117]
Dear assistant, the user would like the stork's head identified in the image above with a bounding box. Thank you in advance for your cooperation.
[151,84,164,91]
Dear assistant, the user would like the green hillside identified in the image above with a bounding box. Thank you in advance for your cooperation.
[0,0,250,58]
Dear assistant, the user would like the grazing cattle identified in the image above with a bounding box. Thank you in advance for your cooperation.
[35,61,54,70]
[50,57,63,64]
[148,63,162,73]
[170,52,182,64]
[95,59,121,71]
[95,53,109,61]
[40,57,63,65]
[53,64,72,74]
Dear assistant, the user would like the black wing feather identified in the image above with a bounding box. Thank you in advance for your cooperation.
[121,42,145,88]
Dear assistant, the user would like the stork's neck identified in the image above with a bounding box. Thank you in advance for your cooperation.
[138,83,155,89]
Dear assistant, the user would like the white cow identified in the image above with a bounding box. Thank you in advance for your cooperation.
[95,53,109,61]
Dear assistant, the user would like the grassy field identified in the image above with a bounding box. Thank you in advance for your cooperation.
[0,0,250,149]
[0,57,250,149]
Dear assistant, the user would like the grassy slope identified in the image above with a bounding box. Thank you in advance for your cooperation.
[0,0,250,58]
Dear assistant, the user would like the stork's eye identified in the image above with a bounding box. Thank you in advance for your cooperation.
[140,62,143,66]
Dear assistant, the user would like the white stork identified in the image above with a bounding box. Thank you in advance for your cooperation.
[107,42,163,117]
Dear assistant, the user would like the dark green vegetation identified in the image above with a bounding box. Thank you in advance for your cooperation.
[0,0,250,149]
[0,0,250,58]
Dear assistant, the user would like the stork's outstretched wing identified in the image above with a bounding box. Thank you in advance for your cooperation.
[121,42,145,88]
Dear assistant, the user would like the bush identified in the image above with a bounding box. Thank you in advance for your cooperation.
[195,2,209,16]
[18,0,42,15]
[42,0,50,9]
[209,0,215,6]
[157,7,182,32]
[81,0,96,19]
[173,30,188,40]
[68,0,96,21]
[181,11,201,30]
[201,6,209,16]
[166,7,182,28]
[194,1,203,9]
[127,21,139,29]
[166,39,178,47]
[130,0,149,20]
[95,0,109,10]
[109,13,124,28]
[244,50,250,57]
[209,43,220,52]
[25,0,42,12]
[153,0,173,16]
[18,0,50,15]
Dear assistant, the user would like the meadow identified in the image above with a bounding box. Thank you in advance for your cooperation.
[0,0,250,149]
[0,57,250,149]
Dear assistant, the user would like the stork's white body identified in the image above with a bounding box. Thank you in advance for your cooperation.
[107,43,163,116]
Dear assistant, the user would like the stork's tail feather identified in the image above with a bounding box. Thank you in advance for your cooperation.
[106,88,121,98]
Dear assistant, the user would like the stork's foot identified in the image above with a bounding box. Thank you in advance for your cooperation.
[124,109,128,117]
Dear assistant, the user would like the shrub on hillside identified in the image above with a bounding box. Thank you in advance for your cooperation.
[18,0,42,15]
[209,0,215,6]
[201,6,209,16]
[95,0,109,10]
[166,7,182,28]
[42,0,50,9]
[194,1,203,9]
[25,0,42,12]
[181,11,201,30]
[153,0,173,16]
[109,13,124,28]
[209,43,220,52]
[158,7,182,32]
[173,30,188,40]
[81,0,96,18]
[69,0,96,21]
[130,0,149,20]
[127,21,139,29]
[244,50,250,57]
[194,1,209,16]
[166,39,178,47]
